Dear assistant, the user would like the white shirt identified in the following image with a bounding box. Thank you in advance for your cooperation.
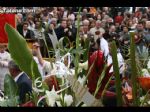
[107,52,125,74]
[33,56,44,79]
[0,51,11,91]
[33,28,45,39]
[100,37,109,58]
[14,72,24,82]
[33,56,55,80]
[23,30,27,37]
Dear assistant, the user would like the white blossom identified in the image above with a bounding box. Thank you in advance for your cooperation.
[64,94,73,106]
[141,69,150,77]
[45,86,59,106]
[78,75,86,85]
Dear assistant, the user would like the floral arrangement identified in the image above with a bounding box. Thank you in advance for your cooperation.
[0,8,149,107]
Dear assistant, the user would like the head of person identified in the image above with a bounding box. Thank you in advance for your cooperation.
[0,44,7,53]
[146,21,150,30]
[35,21,42,29]
[90,19,96,28]
[95,38,101,50]
[23,22,29,31]
[136,21,144,32]
[109,25,116,33]
[95,20,102,29]
[50,18,57,27]
[128,20,133,27]
[97,14,101,20]
[60,19,67,28]
[132,17,138,24]
[67,18,73,26]
[83,8,88,14]
[8,60,22,79]
[83,19,90,32]
[123,25,129,33]
[31,39,40,56]
[17,13,23,24]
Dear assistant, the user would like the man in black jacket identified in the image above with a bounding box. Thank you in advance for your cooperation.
[18,22,35,39]
[8,60,32,104]
[55,19,68,40]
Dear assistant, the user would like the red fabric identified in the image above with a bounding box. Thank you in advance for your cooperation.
[87,50,105,96]
[0,14,16,43]
[114,15,123,24]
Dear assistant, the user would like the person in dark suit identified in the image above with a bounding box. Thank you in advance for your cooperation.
[66,18,77,43]
[8,60,32,104]
[55,19,68,40]
[18,22,35,39]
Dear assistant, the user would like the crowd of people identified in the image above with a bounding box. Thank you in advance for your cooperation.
[0,7,150,106]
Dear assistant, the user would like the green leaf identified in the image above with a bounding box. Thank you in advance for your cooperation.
[94,63,107,97]
[4,74,18,99]
[83,38,90,62]
[4,23,41,80]
[129,31,139,106]
[75,7,82,79]
[110,41,123,106]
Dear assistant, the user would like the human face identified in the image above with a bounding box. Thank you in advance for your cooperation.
[137,24,144,31]
[110,26,116,33]
[0,45,6,53]
[95,22,101,29]
[61,21,67,28]
[35,21,41,28]
[123,27,128,33]
[23,24,28,30]
[67,20,72,26]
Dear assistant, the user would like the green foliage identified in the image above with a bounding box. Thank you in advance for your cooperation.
[129,31,139,106]
[110,41,123,106]
[75,7,82,79]
[4,74,18,99]
[94,63,108,97]
[1,74,19,106]
[5,23,41,80]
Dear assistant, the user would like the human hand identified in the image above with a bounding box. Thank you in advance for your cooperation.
[50,24,54,29]
[64,28,68,32]
[32,42,40,50]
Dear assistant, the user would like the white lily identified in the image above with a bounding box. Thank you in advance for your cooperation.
[56,94,73,107]
[0,96,4,102]
[78,61,88,73]
[64,94,73,106]
[141,69,150,77]
[45,86,59,106]
[78,75,86,86]
[81,103,87,107]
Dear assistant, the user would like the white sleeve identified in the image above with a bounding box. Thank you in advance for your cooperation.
[103,42,109,57]
[117,53,125,74]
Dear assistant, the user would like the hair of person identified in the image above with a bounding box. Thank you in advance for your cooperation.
[122,25,128,29]
[23,21,29,26]
[96,20,101,24]
[60,18,66,23]
[107,39,120,48]
[96,38,101,47]
[138,20,144,25]
[8,60,21,72]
